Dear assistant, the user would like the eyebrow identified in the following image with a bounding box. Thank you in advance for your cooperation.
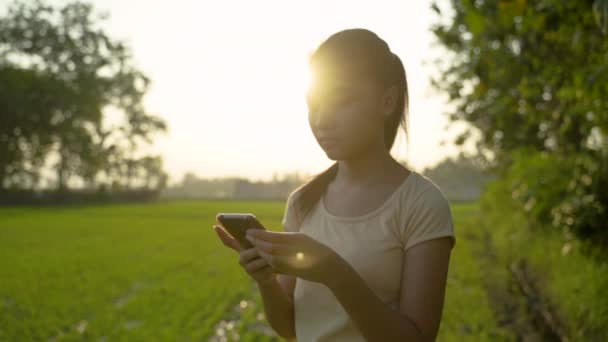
[312,83,359,94]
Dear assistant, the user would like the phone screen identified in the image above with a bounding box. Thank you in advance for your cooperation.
[216,213,266,249]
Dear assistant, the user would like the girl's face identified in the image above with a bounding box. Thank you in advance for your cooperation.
[306,67,390,160]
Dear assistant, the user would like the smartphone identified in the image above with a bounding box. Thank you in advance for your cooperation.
[216,213,267,249]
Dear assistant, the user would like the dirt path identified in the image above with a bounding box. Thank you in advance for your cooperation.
[476,228,569,342]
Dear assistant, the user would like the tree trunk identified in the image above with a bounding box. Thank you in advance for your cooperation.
[57,143,68,192]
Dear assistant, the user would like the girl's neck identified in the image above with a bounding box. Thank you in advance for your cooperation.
[335,148,402,186]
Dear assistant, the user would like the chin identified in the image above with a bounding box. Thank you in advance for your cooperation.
[325,153,340,161]
[323,148,349,161]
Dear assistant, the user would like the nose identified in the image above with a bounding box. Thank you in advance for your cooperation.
[310,105,336,130]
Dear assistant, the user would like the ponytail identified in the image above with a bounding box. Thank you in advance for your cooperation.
[293,162,338,226]
[385,53,409,151]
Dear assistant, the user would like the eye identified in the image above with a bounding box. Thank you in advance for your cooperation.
[306,86,357,114]
[323,91,355,110]
[306,92,318,112]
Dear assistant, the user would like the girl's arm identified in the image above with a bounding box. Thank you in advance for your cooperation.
[257,274,297,340]
[213,225,296,339]
[326,237,452,342]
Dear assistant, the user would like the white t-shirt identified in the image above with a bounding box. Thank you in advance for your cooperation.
[281,170,456,342]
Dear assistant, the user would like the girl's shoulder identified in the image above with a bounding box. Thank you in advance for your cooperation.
[285,183,306,209]
[397,171,456,251]
[282,185,308,232]
[400,170,448,204]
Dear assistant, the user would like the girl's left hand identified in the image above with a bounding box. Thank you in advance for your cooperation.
[246,229,343,285]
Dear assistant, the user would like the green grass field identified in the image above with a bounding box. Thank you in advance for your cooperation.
[0,200,510,341]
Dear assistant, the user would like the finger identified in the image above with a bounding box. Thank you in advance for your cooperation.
[239,248,261,265]
[247,229,296,243]
[251,238,296,256]
[257,249,275,266]
[214,225,237,248]
[214,225,242,251]
[245,257,270,273]
[258,249,293,274]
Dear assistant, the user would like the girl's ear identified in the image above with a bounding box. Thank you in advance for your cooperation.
[382,85,399,118]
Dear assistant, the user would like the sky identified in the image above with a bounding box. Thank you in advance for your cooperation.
[46,0,469,183]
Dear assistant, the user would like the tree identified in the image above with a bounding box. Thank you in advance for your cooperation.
[430,0,608,247]
[431,0,608,163]
[0,67,59,188]
[0,0,167,191]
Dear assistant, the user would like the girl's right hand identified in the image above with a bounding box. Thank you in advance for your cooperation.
[213,225,276,285]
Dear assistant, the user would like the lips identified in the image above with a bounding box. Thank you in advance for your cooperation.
[318,137,339,149]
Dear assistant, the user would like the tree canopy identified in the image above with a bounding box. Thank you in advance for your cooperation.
[431,0,608,247]
[0,0,167,192]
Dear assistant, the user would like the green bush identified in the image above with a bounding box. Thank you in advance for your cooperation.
[488,149,608,253]
[480,154,608,339]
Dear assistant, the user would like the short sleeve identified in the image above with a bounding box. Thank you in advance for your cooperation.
[402,186,456,252]
[281,190,301,232]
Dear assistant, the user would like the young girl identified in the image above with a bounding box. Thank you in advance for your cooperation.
[214,28,456,341]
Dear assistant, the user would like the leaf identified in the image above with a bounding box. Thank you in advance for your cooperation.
[431,2,441,15]
[466,9,485,35]
[593,0,608,34]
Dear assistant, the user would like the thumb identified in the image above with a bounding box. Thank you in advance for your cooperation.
[213,225,243,252]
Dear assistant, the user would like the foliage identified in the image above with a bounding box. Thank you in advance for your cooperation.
[0,0,167,191]
[431,0,608,247]
[489,149,608,248]
[481,168,608,340]
[431,0,608,161]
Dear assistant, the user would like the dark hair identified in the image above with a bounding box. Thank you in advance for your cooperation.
[292,28,409,225]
